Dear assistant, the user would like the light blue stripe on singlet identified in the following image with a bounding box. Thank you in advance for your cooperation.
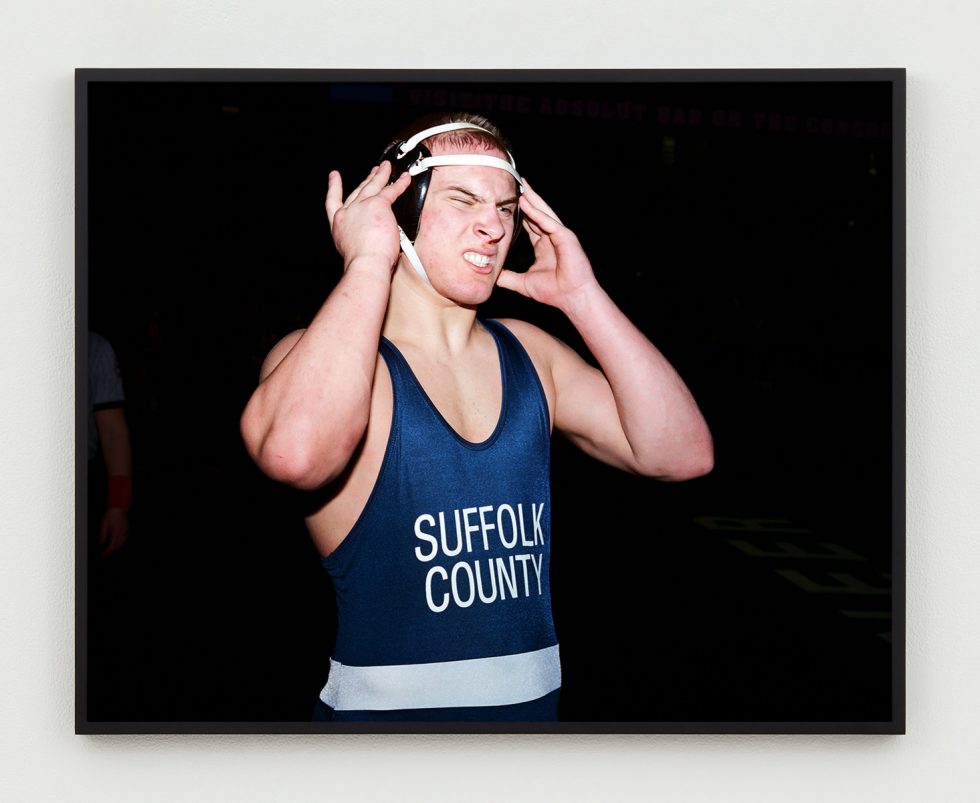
[320,644,561,711]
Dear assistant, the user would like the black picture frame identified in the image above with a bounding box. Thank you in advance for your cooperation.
[76,68,905,734]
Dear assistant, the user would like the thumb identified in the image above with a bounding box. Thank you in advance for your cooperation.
[495,268,528,296]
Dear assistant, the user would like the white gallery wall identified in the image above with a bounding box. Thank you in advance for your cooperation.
[2,1,978,800]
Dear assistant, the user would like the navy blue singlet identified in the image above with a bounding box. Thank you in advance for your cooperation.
[318,319,560,721]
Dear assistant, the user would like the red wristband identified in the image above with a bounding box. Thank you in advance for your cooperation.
[107,475,132,511]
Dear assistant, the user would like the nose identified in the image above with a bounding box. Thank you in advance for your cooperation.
[474,206,505,243]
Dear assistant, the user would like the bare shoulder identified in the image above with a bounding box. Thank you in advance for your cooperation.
[493,317,609,417]
[492,318,563,360]
[492,317,586,371]
[491,318,581,425]
[259,328,306,382]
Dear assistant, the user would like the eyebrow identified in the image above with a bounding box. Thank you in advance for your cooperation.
[440,184,519,207]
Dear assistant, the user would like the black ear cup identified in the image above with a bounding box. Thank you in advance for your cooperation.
[379,141,432,241]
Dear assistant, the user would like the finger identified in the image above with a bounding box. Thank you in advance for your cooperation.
[529,233,558,272]
[520,194,564,236]
[521,215,558,269]
[100,521,116,556]
[521,216,543,248]
[520,178,563,224]
[495,268,530,297]
[103,532,120,557]
[343,164,380,207]
[346,165,404,213]
[367,158,393,189]
[325,170,344,224]
[522,215,545,239]
[352,160,393,201]
[378,169,412,202]
[109,526,129,556]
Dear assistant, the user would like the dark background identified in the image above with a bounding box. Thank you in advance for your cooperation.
[80,73,899,728]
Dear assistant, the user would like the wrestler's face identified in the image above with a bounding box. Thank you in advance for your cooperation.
[408,143,520,306]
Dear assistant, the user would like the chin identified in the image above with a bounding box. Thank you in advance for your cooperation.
[446,285,495,309]
[432,272,498,307]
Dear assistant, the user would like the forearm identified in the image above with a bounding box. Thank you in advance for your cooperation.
[562,282,713,479]
[241,259,392,488]
[95,408,133,477]
[95,408,133,520]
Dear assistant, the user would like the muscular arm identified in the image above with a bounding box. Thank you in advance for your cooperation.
[95,406,133,555]
[497,181,713,480]
[240,163,410,490]
[559,288,711,479]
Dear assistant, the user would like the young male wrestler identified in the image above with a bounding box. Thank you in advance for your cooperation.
[240,113,713,721]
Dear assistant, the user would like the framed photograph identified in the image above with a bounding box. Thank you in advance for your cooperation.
[77,68,904,734]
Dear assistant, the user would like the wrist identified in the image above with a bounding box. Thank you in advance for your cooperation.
[560,279,608,324]
[344,254,397,282]
[106,475,132,512]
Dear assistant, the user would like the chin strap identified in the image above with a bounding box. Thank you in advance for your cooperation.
[399,227,431,286]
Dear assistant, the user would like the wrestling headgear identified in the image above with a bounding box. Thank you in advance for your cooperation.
[380,121,524,285]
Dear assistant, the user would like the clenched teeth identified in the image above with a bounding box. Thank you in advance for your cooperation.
[463,252,493,267]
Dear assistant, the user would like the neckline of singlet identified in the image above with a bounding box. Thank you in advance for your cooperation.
[381,319,508,450]
[380,319,509,451]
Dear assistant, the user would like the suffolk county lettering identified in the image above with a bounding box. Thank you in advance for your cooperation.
[414,503,546,613]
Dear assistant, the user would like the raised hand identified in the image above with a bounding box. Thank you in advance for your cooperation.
[324,160,412,274]
[495,178,600,313]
